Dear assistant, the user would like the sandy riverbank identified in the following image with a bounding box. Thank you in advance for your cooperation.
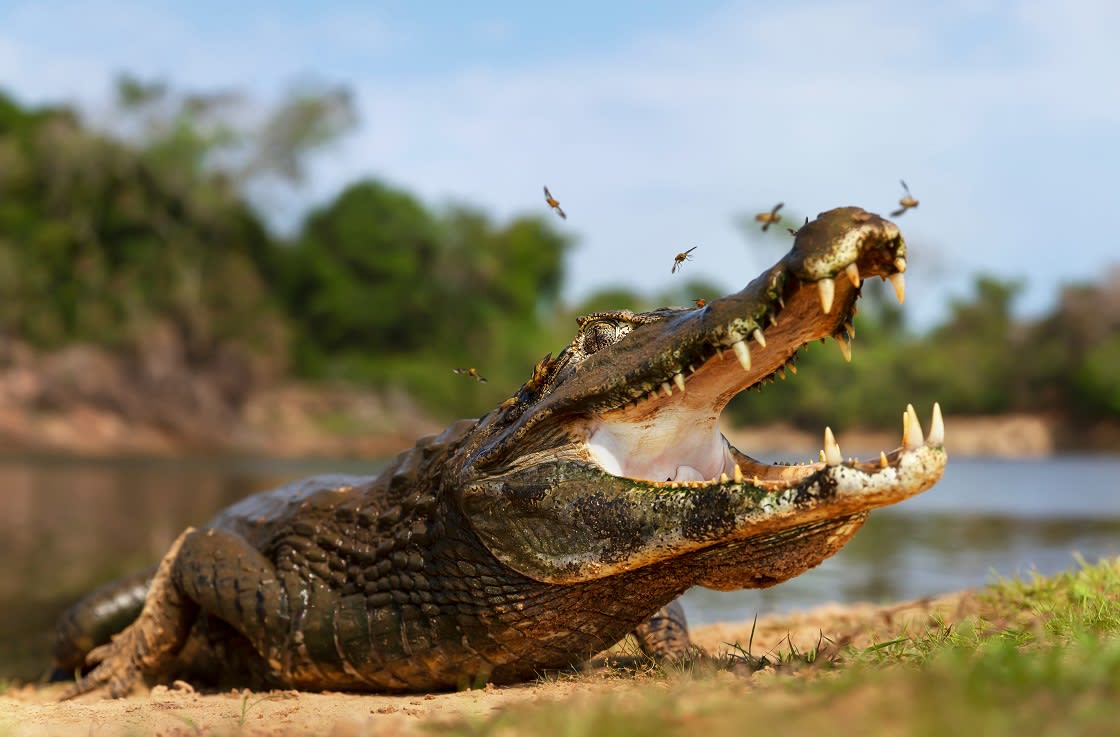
[0,591,974,737]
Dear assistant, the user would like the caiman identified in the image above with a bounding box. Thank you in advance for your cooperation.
[54,206,947,697]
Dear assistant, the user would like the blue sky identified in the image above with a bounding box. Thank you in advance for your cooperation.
[1,0,1117,328]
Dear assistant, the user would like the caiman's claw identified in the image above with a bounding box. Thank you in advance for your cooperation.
[61,528,197,700]
[61,635,150,699]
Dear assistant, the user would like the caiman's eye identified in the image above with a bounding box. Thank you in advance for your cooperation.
[582,321,623,354]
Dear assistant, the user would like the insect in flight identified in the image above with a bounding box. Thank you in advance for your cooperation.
[754,202,784,232]
[891,180,919,217]
[693,298,707,308]
[672,246,697,274]
[453,367,488,383]
[543,186,566,219]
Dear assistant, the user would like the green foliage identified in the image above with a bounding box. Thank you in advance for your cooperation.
[279,184,571,417]
[0,89,284,359]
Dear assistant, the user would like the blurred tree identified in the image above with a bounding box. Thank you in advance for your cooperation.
[281,182,572,416]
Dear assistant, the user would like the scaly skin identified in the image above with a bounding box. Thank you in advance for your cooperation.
[55,206,947,696]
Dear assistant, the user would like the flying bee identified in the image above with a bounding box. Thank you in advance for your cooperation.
[453,367,488,383]
[672,246,697,274]
[754,202,784,232]
[891,180,919,217]
[694,298,707,308]
[543,186,566,219]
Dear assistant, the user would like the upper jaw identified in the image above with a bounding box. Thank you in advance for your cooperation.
[579,206,909,486]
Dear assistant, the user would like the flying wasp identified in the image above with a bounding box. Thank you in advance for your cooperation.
[694,298,707,308]
[543,186,566,219]
[671,246,697,274]
[453,367,488,383]
[891,180,919,217]
[754,202,784,232]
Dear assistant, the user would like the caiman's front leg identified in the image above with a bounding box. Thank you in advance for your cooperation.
[64,527,291,699]
[63,530,197,698]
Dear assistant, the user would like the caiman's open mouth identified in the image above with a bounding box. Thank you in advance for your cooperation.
[583,277,943,488]
[578,207,944,495]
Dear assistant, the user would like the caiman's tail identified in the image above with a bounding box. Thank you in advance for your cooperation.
[50,567,154,680]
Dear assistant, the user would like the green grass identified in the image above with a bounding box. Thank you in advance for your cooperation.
[435,557,1120,737]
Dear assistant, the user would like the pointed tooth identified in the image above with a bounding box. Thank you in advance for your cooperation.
[662,382,673,398]
[889,272,906,303]
[752,475,761,486]
[901,409,911,448]
[905,403,924,449]
[732,340,751,371]
[844,320,855,339]
[720,472,729,484]
[823,427,842,466]
[733,464,744,483]
[819,449,826,463]
[752,328,767,348]
[929,402,945,445]
[817,278,835,314]
[894,257,907,273]
[844,263,861,287]
[835,335,852,362]
[778,367,786,380]
[673,372,686,393]
[787,363,797,375]
[879,451,888,468]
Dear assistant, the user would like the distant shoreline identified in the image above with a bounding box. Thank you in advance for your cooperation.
[1,338,1112,459]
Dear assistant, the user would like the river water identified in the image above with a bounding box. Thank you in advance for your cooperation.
[1,454,1117,681]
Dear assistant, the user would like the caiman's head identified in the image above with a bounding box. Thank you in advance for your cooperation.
[453,207,947,588]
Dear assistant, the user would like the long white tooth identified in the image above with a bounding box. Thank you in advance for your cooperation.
[894,257,907,273]
[889,272,906,303]
[880,451,889,468]
[673,372,686,393]
[835,336,852,363]
[752,328,766,348]
[733,464,744,483]
[845,263,861,287]
[662,382,673,397]
[905,403,924,449]
[732,340,751,371]
[818,278,835,314]
[929,402,945,445]
[823,427,842,466]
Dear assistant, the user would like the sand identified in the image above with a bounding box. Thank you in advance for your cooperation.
[0,591,973,737]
